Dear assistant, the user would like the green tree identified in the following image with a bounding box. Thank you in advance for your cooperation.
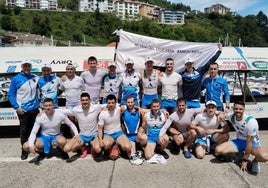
[1,15,17,31]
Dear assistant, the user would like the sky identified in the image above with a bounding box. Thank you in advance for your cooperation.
[170,0,268,17]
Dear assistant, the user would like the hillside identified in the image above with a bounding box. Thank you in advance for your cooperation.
[0,2,267,47]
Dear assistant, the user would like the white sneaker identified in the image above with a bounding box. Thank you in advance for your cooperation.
[130,157,144,165]
[147,154,160,164]
[157,154,167,164]
[146,154,167,164]
[251,162,260,173]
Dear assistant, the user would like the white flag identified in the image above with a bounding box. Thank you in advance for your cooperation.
[115,29,218,73]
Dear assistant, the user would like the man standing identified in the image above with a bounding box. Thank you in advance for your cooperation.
[59,63,84,109]
[62,92,103,158]
[102,61,123,104]
[215,101,268,173]
[189,100,229,159]
[159,58,183,114]
[98,94,132,160]
[120,58,141,106]
[8,60,40,160]
[141,57,160,108]
[159,97,203,159]
[38,63,60,108]
[202,62,230,111]
[181,44,222,108]
[138,99,169,164]
[23,98,78,160]
[80,56,107,104]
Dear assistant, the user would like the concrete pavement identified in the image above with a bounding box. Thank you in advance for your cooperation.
[0,131,268,188]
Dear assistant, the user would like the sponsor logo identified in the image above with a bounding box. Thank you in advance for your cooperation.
[252,61,268,69]
[7,66,17,73]
[50,60,73,64]
[83,60,110,70]
[245,106,264,113]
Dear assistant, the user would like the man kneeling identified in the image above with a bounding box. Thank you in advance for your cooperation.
[23,98,79,161]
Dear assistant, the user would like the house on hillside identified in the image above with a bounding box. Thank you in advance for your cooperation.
[8,33,53,47]
[204,4,230,15]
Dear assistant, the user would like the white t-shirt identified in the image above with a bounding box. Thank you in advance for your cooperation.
[191,112,225,130]
[144,111,166,129]
[61,104,103,136]
[120,70,141,100]
[59,75,84,108]
[28,110,78,147]
[159,108,203,135]
[159,72,183,100]
[80,69,107,103]
[226,113,259,142]
[142,70,159,95]
[103,74,123,99]
[98,105,122,134]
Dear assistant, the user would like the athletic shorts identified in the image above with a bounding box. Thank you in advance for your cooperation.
[126,134,137,142]
[161,99,176,110]
[39,134,59,154]
[231,138,260,152]
[141,94,159,108]
[80,132,98,144]
[186,100,201,108]
[195,133,215,146]
[104,130,123,140]
[147,128,161,143]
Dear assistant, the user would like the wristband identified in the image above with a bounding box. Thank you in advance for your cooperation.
[242,158,248,162]
[225,106,230,109]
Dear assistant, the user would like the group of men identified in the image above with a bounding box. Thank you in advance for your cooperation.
[8,43,268,173]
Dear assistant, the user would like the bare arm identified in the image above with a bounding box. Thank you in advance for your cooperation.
[241,135,254,171]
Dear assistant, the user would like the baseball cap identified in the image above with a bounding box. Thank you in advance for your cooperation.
[22,60,32,65]
[145,57,154,63]
[125,58,134,65]
[185,57,194,64]
[41,63,51,69]
[205,100,217,107]
[108,61,117,67]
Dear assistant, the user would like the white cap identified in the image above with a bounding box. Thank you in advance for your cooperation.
[185,57,194,64]
[41,63,51,69]
[22,60,32,65]
[145,57,154,63]
[206,100,217,107]
[125,58,134,65]
[108,61,117,67]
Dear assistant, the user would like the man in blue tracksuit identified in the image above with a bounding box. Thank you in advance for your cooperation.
[180,44,222,108]
[38,63,60,109]
[8,61,40,160]
[202,62,230,111]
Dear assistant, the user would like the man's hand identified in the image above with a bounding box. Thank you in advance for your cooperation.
[29,146,36,154]
[16,108,25,115]
[241,161,248,172]
[158,135,165,145]
[61,75,67,82]
[218,43,223,51]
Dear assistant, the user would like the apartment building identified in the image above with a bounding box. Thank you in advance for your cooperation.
[204,4,230,15]
[159,10,184,25]
[9,33,53,47]
[139,3,160,20]
[6,0,57,10]
[79,0,113,13]
[113,0,140,20]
